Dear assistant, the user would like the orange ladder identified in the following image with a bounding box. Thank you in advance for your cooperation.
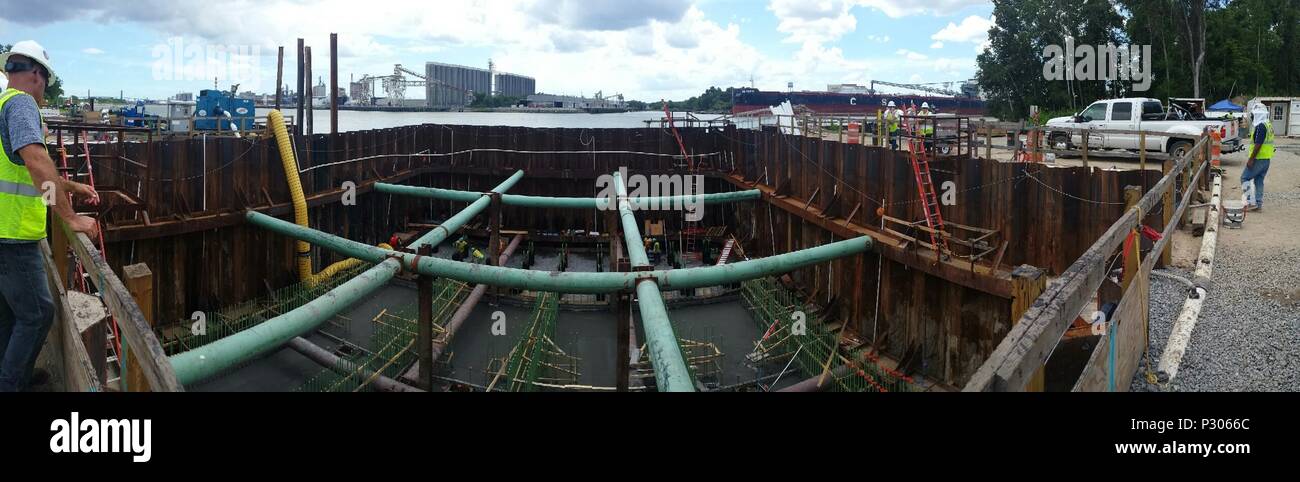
[907,138,950,256]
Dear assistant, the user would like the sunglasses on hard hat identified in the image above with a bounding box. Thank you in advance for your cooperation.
[4,61,49,81]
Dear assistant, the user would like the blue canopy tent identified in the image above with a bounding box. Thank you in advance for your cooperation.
[1209,99,1243,112]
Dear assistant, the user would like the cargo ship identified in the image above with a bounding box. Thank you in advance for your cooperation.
[731,86,987,116]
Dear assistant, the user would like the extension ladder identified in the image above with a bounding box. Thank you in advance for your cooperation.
[907,138,950,256]
[59,135,123,379]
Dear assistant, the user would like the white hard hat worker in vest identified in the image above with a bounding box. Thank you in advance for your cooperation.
[1241,106,1274,212]
[885,101,901,150]
[0,40,100,392]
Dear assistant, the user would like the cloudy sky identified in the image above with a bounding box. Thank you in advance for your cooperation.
[0,0,995,101]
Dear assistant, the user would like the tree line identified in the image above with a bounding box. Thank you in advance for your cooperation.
[976,0,1299,120]
[628,86,736,112]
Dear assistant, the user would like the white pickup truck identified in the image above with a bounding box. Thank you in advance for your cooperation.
[1045,98,1242,159]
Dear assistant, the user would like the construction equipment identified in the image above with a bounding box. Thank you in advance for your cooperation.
[870,79,978,98]
[907,137,951,257]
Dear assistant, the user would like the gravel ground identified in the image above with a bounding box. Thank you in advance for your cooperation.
[1160,243,1300,392]
[1131,142,1300,391]
[1129,268,1193,392]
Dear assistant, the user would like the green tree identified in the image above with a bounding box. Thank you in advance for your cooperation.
[470,92,522,108]
[0,43,63,103]
[977,0,1124,120]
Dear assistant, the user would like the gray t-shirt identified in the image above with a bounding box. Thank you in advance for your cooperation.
[2,92,45,164]
[1,92,46,243]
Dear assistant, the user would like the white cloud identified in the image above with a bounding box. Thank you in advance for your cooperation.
[858,0,988,18]
[896,49,928,61]
[931,15,994,44]
[768,0,860,48]
[82,47,105,55]
[14,0,989,101]
[930,41,943,49]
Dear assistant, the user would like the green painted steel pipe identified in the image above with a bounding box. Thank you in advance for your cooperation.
[611,171,693,391]
[634,280,694,391]
[243,212,872,294]
[613,171,651,267]
[375,182,761,211]
[169,171,525,386]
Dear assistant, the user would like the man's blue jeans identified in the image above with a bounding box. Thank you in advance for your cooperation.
[0,241,55,392]
[1241,158,1271,208]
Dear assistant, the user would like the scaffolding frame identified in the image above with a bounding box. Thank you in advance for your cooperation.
[741,277,917,392]
[296,278,469,392]
[485,292,582,392]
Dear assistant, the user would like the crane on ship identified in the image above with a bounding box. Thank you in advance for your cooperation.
[870,80,979,98]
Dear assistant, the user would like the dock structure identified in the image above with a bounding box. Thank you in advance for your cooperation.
[38,112,1214,393]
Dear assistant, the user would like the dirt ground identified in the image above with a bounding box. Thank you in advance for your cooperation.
[1210,136,1300,259]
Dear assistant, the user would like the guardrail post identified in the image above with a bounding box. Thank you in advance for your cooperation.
[417,244,434,391]
[50,213,70,290]
[1010,265,1046,391]
[123,263,154,392]
[1161,159,1174,267]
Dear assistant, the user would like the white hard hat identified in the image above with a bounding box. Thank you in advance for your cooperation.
[887,101,896,107]
[1251,106,1269,125]
[0,40,55,81]
[921,102,931,109]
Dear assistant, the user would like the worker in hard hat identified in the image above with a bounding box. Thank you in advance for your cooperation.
[470,247,486,264]
[0,41,99,392]
[1241,106,1274,211]
[884,101,901,149]
[651,238,662,264]
[919,103,936,152]
[453,235,469,261]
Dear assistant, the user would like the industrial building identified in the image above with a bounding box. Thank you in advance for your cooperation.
[526,93,625,110]
[1251,97,1300,137]
[426,61,492,108]
[495,72,536,98]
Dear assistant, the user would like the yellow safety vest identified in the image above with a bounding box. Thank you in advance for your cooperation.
[1256,122,1275,160]
[0,88,47,241]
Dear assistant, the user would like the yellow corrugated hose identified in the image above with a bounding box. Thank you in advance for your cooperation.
[267,110,390,286]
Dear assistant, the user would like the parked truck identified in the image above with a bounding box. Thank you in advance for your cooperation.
[1045,98,1243,159]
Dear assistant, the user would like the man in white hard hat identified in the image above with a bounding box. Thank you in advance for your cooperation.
[885,101,901,149]
[1241,105,1274,211]
[919,103,935,152]
[0,40,100,392]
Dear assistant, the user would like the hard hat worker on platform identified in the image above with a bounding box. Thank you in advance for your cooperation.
[0,40,100,392]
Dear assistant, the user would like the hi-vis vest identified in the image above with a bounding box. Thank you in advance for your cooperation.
[1256,121,1275,160]
[0,88,47,241]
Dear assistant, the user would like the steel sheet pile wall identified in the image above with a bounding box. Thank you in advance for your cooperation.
[87,125,718,327]
[725,127,1162,385]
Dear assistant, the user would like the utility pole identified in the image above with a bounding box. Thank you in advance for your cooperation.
[274,46,284,110]
[295,38,304,137]
[330,33,339,134]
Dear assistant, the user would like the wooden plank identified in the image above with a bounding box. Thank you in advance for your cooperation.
[964,135,1206,392]
[57,218,183,392]
[40,240,103,392]
[123,263,155,392]
[1072,271,1149,391]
